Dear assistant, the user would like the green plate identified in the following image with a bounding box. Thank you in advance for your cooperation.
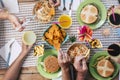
[77,0,107,30]
[37,49,62,79]
[89,51,119,80]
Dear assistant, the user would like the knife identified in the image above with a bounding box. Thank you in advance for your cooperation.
[69,0,73,16]
[118,0,120,4]
[0,0,5,8]
[6,39,15,67]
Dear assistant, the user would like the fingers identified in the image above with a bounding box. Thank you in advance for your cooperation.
[58,49,71,63]
[54,0,60,7]
[58,49,63,60]
[82,59,87,71]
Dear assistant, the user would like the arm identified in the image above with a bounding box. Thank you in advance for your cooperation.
[73,55,88,80]
[3,43,33,80]
[58,49,71,80]
[0,9,25,32]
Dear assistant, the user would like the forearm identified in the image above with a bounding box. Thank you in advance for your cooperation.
[76,72,85,80]
[3,52,26,80]
[0,9,9,20]
[62,68,71,80]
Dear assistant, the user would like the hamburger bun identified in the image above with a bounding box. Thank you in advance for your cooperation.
[80,4,98,24]
[44,56,60,73]
[96,59,115,77]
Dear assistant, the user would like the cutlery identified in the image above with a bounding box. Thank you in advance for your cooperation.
[6,39,15,67]
[63,0,66,11]
[69,0,73,16]
[118,0,120,4]
[0,0,5,8]
[15,15,36,31]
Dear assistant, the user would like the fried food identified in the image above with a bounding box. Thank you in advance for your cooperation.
[96,58,115,77]
[33,1,55,23]
[34,45,44,56]
[44,24,66,50]
[67,43,90,60]
[80,4,98,24]
[90,39,103,48]
[44,56,60,73]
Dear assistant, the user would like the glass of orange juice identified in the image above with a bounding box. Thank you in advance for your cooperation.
[58,14,72,29]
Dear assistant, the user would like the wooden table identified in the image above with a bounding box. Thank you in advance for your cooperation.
[0,0,120,80]
[0,66,119,80]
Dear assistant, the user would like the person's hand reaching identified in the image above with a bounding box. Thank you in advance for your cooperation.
[8,14,25,32]
[58,49,71,70]
[73,55,88,80]
[20,42,33,57]
[49,0,61,7]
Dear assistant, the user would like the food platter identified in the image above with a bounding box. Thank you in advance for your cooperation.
[37,49,61,79]
[33,1,55,23]
[77,0,107,29]
[89,51,119,80]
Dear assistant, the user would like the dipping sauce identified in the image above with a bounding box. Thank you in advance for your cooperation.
[109,13,120,25]
[58,14,72,29]
[108,44,120,56]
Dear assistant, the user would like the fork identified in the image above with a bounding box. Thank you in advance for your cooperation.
[6,40,15,67]
[63,0,66,11]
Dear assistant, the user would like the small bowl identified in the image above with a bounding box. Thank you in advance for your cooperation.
[58,14,72,29]
[22,31,37,45]
[43,24,69,49]
[67,42,90,61]
[108,5,120,27]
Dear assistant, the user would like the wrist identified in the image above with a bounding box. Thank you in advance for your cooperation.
[61,67,69,72]
[77,72,85,80]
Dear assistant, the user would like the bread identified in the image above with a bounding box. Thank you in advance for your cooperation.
[96,59,115,77]
[80,4,98,24]
[44,56,60,73]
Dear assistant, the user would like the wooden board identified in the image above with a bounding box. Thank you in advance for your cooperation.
[0,67,50,80]
[0,66,118,80]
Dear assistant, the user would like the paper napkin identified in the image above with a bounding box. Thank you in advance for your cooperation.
[116,28,120,37]
[0,0,19,13]
[0,38,21,66]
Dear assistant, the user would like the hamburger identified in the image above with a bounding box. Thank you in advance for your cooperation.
[96,58,115,77]
[44,56,60,73]
[80,4,98,24]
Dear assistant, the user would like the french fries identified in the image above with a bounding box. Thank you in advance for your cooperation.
[34,45,44,56]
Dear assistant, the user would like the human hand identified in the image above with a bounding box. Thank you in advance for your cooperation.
[49,0,61,7]
[20,42,33,57]
[8,14,25,32]
[73,55,88,78]
[58,49,71,70]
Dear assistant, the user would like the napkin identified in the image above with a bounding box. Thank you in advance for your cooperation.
[0,38,22,66]
[116,28,120,37]
[52,77,62,80]
[0,0,19,13]
[58,0,83,11]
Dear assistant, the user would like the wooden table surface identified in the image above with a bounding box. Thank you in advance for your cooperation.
[0,0,119,80]
[0,66,119,80]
